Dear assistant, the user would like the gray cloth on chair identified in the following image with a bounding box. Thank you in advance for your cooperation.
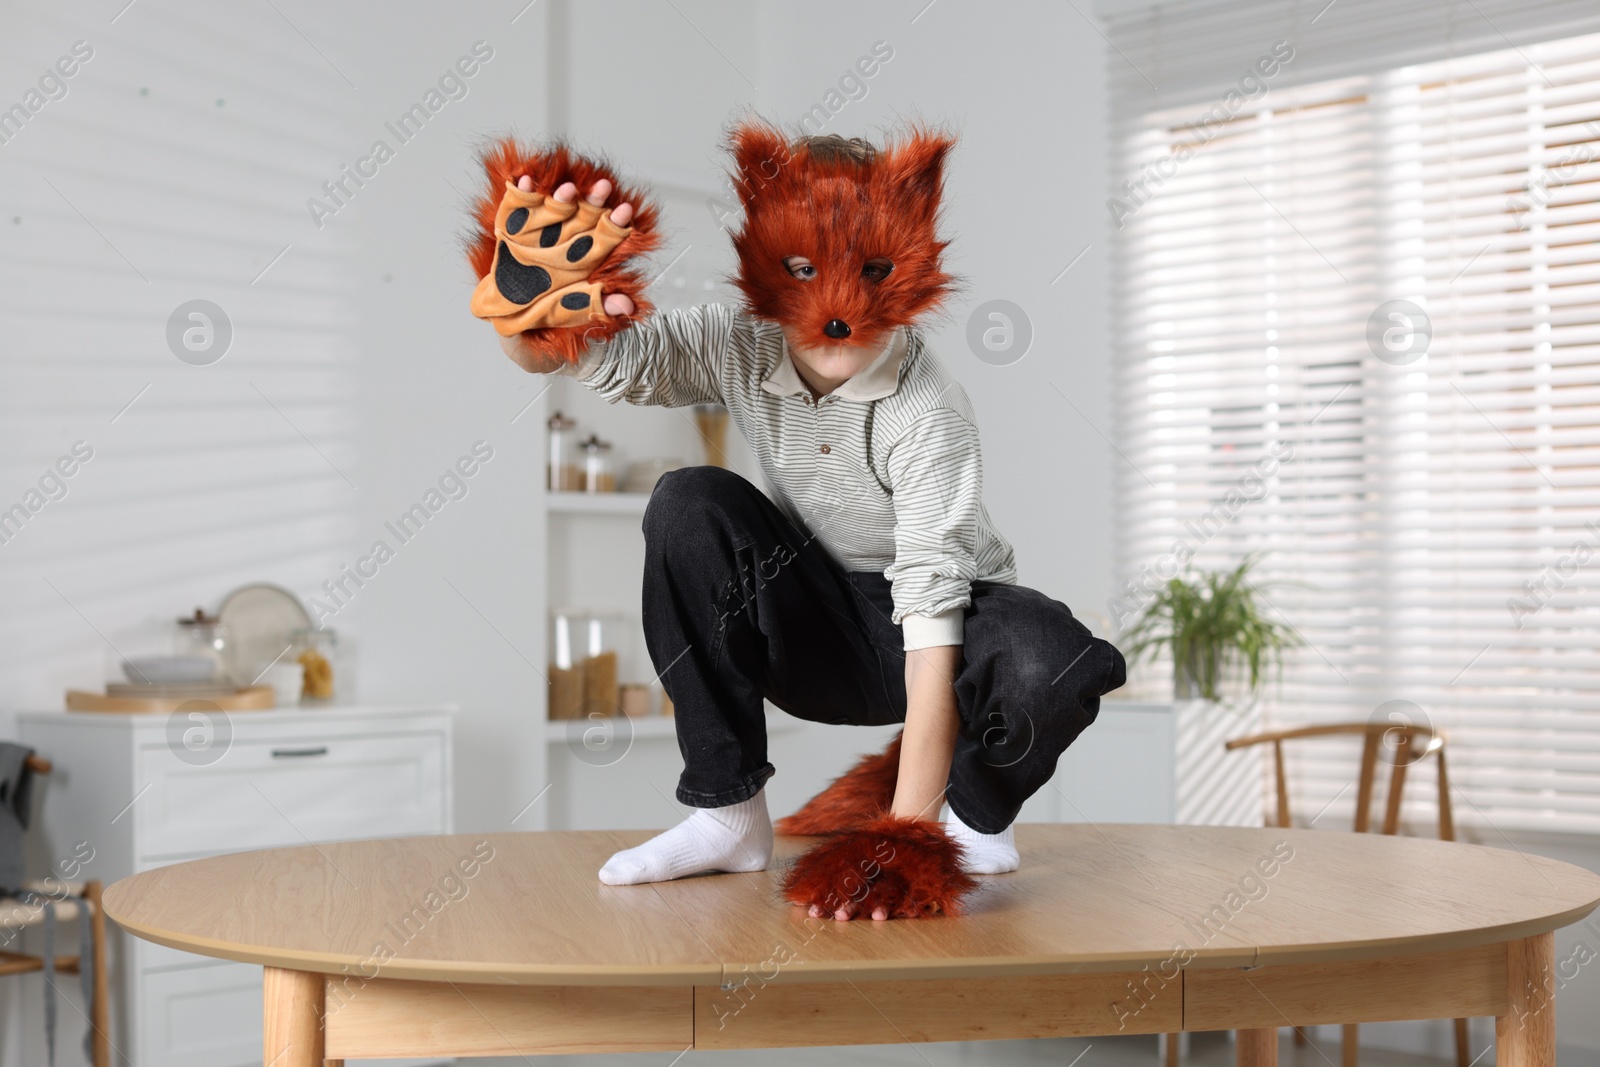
[0,740,36,891]
[0,742,95,1066]
[9,886,95,1067]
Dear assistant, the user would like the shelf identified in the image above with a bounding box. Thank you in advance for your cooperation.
[545,715,677,741]
[545,712,800,742]
[546,492,651,515]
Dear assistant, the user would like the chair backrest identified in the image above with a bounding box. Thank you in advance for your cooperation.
[1224,723,1454,841]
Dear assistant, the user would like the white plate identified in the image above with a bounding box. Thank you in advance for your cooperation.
[122,655,219,684]
[217,582,313,687]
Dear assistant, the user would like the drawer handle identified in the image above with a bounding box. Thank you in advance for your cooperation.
[271,746,329,759]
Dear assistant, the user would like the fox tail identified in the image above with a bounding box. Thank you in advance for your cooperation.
[774,731,903,836]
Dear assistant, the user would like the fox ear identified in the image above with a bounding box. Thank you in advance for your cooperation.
[884,130,955,215]
[725,118,797,210]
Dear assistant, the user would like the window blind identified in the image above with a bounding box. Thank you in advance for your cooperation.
[1106,2,1600,833]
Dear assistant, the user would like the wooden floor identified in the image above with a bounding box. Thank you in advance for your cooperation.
[493,1030,1459,1065]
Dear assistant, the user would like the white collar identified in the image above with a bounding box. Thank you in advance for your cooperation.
[760,326,910,402]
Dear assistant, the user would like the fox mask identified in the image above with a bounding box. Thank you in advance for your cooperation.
[723,119,958,353]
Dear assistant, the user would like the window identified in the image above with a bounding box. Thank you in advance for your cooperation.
[1108,7,1600,833]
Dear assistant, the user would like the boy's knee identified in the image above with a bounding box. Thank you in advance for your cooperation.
[1039,632,1125,711]
[968,638,1102,768]
[648,465,744,509]
[653,464,746,500]
[1002,642,1066,699]
[644,466,754,545]
[973,606,1124,737]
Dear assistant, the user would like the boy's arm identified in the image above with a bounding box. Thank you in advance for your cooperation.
[895,645,962,823]
[883,408,987,824]
[501,302,731,409]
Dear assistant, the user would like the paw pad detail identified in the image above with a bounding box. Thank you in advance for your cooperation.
[494,242,551,304]
[469,178,633,334]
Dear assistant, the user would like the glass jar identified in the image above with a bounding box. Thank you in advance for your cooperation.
[172,608,229,684]
[692,403,730,468]
[548,410,581,492]
[619,683,653,718]
[290,627,339,702]
[548,609,625,720]
[580,434,616,493]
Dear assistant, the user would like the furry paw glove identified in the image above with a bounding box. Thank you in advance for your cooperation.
[466,138,662,364]
[781,813,980,919]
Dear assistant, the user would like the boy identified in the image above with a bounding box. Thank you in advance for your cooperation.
[491,127,1126,921]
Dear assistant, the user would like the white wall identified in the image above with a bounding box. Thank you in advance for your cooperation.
[754,1,1118,630]
[0,2,566,1060]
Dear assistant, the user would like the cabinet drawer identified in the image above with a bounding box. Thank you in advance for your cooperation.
[138,960,262,1067]
[135,732,445,860]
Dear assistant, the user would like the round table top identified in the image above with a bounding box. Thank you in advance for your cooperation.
[102,824,1600,986]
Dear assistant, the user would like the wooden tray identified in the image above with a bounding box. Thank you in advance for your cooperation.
[66,685,277,714]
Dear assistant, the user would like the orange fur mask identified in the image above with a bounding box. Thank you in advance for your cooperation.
[723,118,958,353]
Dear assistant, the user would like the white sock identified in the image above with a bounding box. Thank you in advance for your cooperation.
[943,803,1020,874]
[598,788,774,885]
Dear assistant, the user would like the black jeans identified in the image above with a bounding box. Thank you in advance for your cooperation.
[641,466,1127,835]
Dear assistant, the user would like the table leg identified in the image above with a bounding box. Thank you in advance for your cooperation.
[1236,1027,1277,1066]
[1497,933,1555,1066]
[263,967,325,1067]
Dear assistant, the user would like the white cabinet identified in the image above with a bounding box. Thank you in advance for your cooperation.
[134,732,444,860]
[1050,698,1265,827]
[17,705,453,1067]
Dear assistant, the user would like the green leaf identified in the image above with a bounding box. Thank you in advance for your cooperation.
[1118,553,1305,702]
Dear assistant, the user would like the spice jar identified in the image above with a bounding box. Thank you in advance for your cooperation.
[580,434,616,493]
[692,403,730,468]
[548,410,581,492]
[619,683,653,718]
[291,627,339,702]
[549,609,625,720]
[172,608,229,684]
[548,608,582,721]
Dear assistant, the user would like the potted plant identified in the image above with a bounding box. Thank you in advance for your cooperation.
[1121,555,1302,702]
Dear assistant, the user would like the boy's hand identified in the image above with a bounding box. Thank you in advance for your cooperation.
[474,175,638,357]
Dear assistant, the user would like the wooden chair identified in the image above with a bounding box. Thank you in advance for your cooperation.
[1163,723,1467,1067]
[1,754,111,1067]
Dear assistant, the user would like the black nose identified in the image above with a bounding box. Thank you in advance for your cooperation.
[824,319,852,339]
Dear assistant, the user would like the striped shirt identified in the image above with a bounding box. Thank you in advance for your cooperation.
[560,302,1017,650]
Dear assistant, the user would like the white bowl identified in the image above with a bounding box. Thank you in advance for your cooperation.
[123,656,220,685]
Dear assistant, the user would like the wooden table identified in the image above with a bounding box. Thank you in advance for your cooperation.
[101,825,1600,1066]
